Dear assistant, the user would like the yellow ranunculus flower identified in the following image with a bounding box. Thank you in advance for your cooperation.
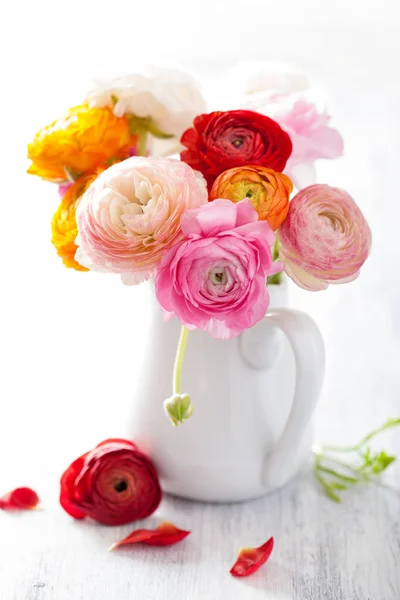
[51,170,104,271]
[27,105,132,182]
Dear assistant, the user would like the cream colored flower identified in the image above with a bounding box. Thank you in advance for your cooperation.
[75,157,208,284]
[85,65,206,141]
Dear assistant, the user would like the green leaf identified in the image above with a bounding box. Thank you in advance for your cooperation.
[370,452,396,474]
[323,485,341,503]
[267,272,282,285]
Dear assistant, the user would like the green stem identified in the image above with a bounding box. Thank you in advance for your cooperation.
[137,130,148,157]
[318,418,400,453]
[313,459,341,502]
[272,232,279,261]
[267,232,282,285]
[312,447,363,475]
[317,465,359,483]
[173,326,189,395]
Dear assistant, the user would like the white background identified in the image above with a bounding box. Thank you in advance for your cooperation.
[0,3,399,597]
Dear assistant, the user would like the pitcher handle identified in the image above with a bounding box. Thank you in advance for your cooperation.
[261,308,325,487]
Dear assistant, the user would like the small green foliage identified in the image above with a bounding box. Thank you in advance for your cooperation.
[267,233,282,285]
[313,417,399,502]
[127,115,173,139]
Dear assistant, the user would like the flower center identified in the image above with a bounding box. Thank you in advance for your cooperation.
[232,137,244,148]
[319,210,345,233]
[209,268,227,285]
[113,479,128,493]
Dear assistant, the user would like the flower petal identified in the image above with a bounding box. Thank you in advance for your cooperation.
[230,536,274,577]
[0,487,40,511]
[109,521,190,550]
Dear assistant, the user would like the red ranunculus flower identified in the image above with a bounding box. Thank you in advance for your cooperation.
[180,110,292,188]
[60,439,162,525]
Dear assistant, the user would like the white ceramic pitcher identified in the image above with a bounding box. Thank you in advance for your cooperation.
[126,279,324,503]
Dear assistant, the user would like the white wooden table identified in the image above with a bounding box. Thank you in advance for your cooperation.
[1,4,400,597]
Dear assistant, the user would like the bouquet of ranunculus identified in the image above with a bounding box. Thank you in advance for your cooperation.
[27,63,371,424]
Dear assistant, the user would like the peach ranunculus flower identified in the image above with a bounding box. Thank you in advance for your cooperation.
[209,166,292,231]
[278,184,371,291]
[27,105,134,182]
[51,169,105,271]
[75,157,208,284]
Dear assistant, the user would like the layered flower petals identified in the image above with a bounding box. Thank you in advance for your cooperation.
[27,105,134,182]
[60,439,161,525]
[155,199,280,339]
[274,100,344,187]
[210,166,292,230]
[278,184,371,290]
[51,170,105,271]
[86,66,206,141]
[180,110,292,189]
[75,157,208,282]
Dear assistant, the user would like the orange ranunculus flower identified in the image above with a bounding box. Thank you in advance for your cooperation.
[51,169,104,271]
[209,165,293,230]
[27,105,133,182]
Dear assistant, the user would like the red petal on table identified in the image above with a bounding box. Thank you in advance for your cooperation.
[230,536,274,577]
[0,487,40,510]
[109,521,190,550]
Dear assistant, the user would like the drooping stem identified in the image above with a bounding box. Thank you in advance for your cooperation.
[137,130,148,157]
[173,326,189,395]
[317,418,400,453]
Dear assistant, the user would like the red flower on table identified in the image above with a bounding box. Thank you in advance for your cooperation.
[180,110,292,189]
[60,438,162,525]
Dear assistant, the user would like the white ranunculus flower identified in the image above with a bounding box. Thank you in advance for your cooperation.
[220,60,309,108]
[85,65,207,142]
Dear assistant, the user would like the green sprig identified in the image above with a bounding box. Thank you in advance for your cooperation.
[313,418,400,502]
[267,232,283,286]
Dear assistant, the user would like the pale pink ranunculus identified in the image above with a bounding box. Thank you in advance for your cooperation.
[239,91,343,189]
[275,99,344,180]
[155,199,281,339]
[278,184,371,291]
[75,157,208,284]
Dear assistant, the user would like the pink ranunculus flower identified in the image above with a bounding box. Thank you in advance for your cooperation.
[275,99,344,186]
[155,199,282,339]
[239,92,343,189]
[75,157,208,284]
[278,184,371,291]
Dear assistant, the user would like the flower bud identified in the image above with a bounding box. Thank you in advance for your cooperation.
[163,393,194,426]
